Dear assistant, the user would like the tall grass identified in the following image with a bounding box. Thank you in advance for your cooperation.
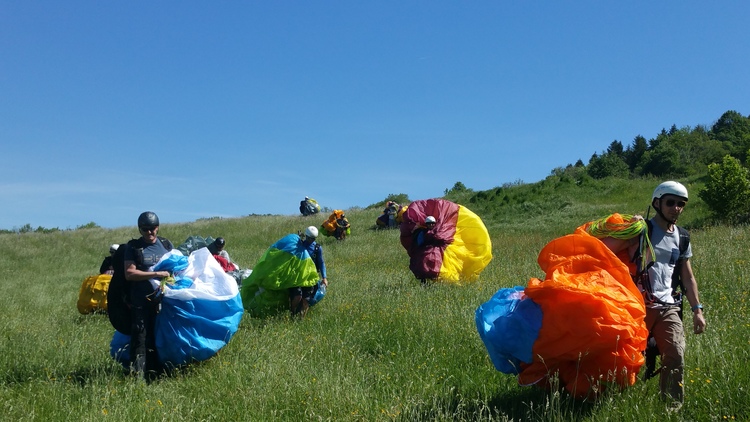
[1,186,748,421]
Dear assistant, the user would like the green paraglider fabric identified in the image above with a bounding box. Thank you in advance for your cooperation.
[241,234,319,316]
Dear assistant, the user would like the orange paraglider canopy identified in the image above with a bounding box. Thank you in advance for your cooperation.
[476,213,649,399]
[517,214,648,398]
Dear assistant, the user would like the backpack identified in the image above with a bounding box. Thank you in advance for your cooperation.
[107,236,173,334]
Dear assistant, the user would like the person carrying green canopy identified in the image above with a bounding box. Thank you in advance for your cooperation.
[241,226,328,318]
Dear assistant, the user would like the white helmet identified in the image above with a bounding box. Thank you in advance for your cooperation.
[109,244,119,254]
[652,181,689,201]
[305,226,319,239]
[425,216,436,224]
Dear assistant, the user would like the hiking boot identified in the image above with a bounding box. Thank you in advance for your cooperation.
[667,401,682,413]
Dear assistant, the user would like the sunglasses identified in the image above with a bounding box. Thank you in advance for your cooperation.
[140,226,158,232]
[664,199,686,208]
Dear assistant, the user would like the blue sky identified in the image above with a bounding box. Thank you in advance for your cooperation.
[2,2,749,230]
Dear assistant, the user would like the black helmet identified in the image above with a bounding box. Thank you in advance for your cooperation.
[215,237,225,247]
[137,211,160,228]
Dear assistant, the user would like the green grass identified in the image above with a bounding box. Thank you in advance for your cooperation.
[1,179,748,421]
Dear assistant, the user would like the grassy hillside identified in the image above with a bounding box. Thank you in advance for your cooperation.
[1,177,747,421]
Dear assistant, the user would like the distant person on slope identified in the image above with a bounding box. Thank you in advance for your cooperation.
[99,244,119,275]
[299,196,320,216]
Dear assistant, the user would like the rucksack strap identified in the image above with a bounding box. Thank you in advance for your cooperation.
[159,236,174,251]
[640,219,688,306]
[127,236,173,270]
[672,226,690,291]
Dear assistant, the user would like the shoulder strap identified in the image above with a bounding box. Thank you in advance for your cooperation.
[644,219,655,264]
[312,243,321,260]
[676,226,690,256]
[158,236,174,251]
[127,238,145,268]
[672,225,690,291]
[126,237,172,269]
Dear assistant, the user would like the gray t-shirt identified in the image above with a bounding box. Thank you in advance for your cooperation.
[646,219,692,307]
[123,238,170,271]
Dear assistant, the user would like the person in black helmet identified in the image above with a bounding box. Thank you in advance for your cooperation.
[207,237,236,272]
[123,211,173,381]
[207,237,231,261]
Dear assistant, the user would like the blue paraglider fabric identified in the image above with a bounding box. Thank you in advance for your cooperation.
[475,286,543,374]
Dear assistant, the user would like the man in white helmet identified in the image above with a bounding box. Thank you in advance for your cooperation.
[289,226,328,316]
[642,181,706,409]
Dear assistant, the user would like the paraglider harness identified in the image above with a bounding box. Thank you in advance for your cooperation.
[107,236,173,334]
[289,233,323,317]
[633,209,690,380]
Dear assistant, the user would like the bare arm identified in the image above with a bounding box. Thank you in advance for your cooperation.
[681,259,706,334]
[124,260,170,281]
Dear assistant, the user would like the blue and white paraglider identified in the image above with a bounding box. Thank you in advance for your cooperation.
[110,248,243,368]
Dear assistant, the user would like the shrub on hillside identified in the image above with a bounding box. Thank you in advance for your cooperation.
[699,154,750,222]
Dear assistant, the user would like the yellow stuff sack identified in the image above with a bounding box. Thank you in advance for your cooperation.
[77,274,112,314]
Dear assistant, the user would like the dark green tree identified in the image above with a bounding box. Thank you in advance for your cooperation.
[587,152,629,179]
[638,142,687,177]
[711,110,750,163]
[625,135,648,172]
[699,154,750,222]
[606,140,624,157]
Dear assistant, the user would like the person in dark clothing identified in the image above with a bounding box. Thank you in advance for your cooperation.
[299,196,320,216]
[123,211,173,382]
[208,237,237,272]
[207,237,225,255]
[99,244,119,274]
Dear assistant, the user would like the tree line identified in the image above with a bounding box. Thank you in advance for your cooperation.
[553,110,750,223]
